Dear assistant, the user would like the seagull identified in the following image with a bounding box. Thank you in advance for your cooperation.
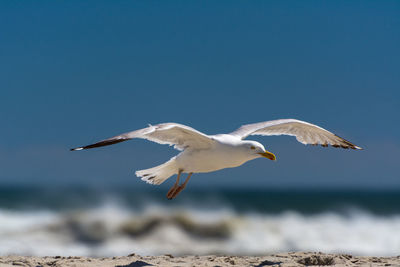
[71,119,362,199]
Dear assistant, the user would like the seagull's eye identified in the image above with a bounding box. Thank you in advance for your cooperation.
[250,146,256,150]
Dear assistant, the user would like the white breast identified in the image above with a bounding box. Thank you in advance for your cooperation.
[175,135,254,173]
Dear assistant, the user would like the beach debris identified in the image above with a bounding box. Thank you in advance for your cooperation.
[297,255,335,265]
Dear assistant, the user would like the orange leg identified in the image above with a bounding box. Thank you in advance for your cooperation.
[166,170,182,199]
[166,171,193,200]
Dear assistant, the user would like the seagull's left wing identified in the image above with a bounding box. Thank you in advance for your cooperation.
[71,123,213,151]
[230,119,362,150]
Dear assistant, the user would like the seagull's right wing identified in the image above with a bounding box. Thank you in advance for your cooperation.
[230,119,362,150]
[71,123,213,151]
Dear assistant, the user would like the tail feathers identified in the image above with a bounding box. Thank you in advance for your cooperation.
[135,157,177,185]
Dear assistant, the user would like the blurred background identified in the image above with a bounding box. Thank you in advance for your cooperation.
[1,0,399,257]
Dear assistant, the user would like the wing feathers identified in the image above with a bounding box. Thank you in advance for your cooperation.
[70,123,213,151]
[230,119,362,150]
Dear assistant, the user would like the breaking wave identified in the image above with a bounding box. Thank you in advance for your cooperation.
[1,195,399,257]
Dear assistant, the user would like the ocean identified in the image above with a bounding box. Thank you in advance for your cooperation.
[0,185,399,257]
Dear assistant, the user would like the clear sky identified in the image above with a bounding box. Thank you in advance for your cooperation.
[1,1,399,189]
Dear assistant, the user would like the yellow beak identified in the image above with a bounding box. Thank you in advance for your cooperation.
[258,151,276,161]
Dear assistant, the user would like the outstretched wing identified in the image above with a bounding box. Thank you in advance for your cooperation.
[71,123,213,151]
[230,119,362,150]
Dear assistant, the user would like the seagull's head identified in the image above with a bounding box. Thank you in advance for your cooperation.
[242,141,276,161]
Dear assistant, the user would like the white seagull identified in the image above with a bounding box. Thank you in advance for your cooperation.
[71,119,362,199]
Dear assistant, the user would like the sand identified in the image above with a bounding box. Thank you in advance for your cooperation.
[0,252,399,267]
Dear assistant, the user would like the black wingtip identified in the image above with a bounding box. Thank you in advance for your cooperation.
[333,134,363,150]
[70,147,83,151]
[69,138,128,152]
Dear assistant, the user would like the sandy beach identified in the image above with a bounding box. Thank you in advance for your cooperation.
[1,252,399,267]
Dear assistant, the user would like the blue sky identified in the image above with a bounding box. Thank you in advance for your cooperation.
[1,1,399,189]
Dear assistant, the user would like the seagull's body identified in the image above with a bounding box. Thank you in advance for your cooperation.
[174,135,264,173]
[71,119,361,199]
